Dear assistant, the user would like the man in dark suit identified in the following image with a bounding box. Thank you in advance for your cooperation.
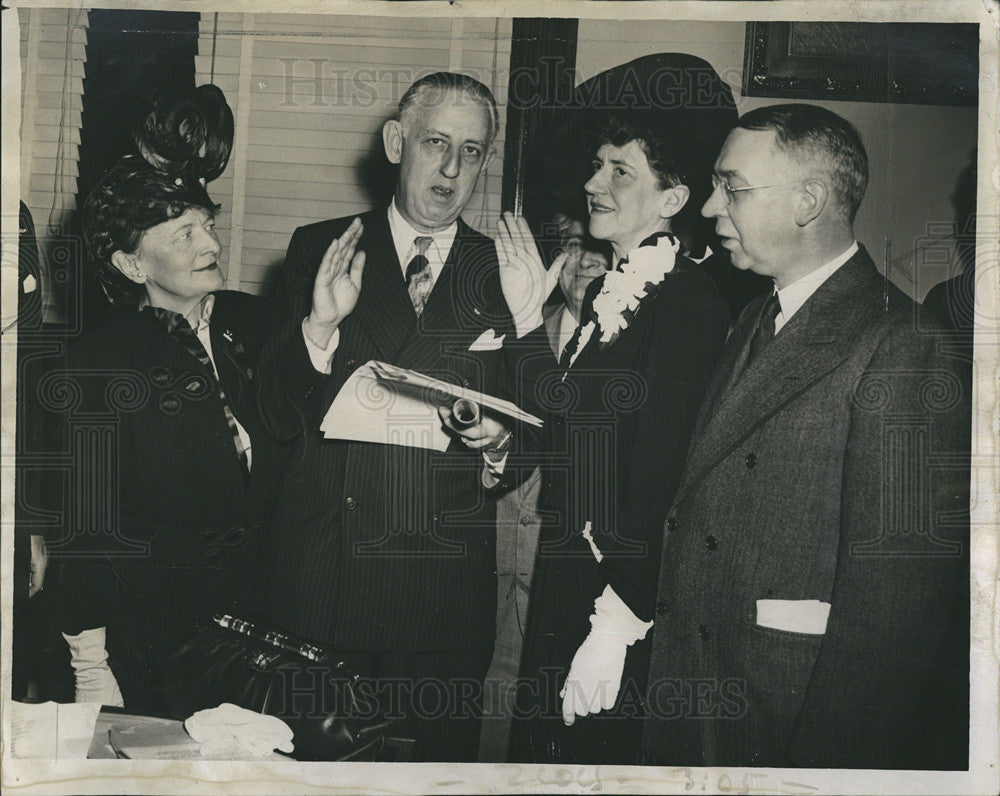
[642,104,969,769]
[258,72,516,761]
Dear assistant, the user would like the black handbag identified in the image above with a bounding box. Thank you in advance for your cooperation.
[165,614,404,761]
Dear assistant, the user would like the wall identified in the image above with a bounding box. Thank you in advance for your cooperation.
[19,8,89,323]
[575,19,979,300]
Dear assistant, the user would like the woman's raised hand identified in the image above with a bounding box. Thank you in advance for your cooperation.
[305,217,366,347]
[496,212,567,337]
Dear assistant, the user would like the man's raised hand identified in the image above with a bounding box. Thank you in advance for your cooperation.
[305,217,366,348]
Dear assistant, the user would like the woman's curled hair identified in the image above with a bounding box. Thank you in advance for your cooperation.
[83,84,234,307]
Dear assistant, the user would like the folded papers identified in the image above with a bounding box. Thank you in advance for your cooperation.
[11,700,100,759]
[321,360,542,451]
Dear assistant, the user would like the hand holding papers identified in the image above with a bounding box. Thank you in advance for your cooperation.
[320,360,542,452]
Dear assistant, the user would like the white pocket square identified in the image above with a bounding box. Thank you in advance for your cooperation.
[469,328,505,351]
[756,599,830,635]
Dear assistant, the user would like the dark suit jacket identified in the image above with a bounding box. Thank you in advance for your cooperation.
[642,247,970,769]
[257,208,514,653]
[50,291,279,712]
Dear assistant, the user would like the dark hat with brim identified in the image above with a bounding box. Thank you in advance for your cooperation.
[542,53,738,211]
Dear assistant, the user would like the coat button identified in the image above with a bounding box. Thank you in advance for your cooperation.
[161,396,180,413]
[655,600,669,616]
[345,497,357,510]
[745,452,757,469]
[432,514,439,523]
[698,624,710,640]
[665,516,677,534]
[705,535,717,550]
[345,357,357,369]
[150,367,171,386]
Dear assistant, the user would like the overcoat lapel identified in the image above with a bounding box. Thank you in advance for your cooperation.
[353,209,418,362]
[689,297,764,443]
[673,250,880,505]
[209,298,255,402]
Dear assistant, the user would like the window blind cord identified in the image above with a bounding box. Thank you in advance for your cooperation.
[210,12,218,84]
[49,8,84,235]
[477,17,501,231]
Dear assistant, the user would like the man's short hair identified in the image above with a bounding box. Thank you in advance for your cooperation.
[737,103,869,221]
[397,72,499,144]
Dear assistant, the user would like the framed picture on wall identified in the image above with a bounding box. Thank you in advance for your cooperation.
[743,22,978,106]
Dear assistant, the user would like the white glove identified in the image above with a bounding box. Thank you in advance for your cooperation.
[29,534,47,597]
[62,627,124,707]
[185,703,294,758]
[561,584,653,726]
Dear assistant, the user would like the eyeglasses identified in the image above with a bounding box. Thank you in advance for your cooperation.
[711,175,800,205]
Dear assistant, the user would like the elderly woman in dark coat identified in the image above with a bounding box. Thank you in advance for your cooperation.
[49,86,283,713]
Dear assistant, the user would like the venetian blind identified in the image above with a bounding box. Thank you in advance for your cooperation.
[196,12,511,296]
[19,7,89,323]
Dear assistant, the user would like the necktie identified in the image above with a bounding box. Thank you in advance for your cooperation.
[559,322,586,369]
[143,306,250,473]
[746,291,782,367]
[405,235,434,316]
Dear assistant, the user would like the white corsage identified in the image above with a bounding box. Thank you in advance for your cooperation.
[591,233,680,344]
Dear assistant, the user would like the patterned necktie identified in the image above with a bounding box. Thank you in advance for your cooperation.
[143,305,250,473]
[746,291,782,367]
[405,235,434,316]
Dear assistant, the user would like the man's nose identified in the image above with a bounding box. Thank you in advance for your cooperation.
[701,182,725,218]
[440,146,461,179]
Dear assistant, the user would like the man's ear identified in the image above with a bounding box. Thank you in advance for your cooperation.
[658,184,690,220]
[382,119,404,165]
[111,250,146,284]
[794,178,828,227]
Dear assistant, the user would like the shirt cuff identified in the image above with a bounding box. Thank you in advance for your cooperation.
[480,451,509,488]
[301,319,340,374]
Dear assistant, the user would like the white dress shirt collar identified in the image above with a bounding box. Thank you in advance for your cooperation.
[386,198,458,286]
[556,303,578,359]
[774,241,858,333]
